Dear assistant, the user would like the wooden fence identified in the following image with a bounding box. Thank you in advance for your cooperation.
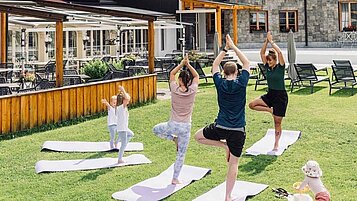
[0,74,157,135]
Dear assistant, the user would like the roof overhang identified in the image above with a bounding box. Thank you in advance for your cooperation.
[181,0,262,10]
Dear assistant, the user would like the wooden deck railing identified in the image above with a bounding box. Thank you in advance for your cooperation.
[0,74,157,135]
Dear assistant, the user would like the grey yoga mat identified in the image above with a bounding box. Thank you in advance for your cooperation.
[35,154,151,173]
[112,164,211,201]
[193,180,268,201]
[41,141,143,152]
[245,129,301,156]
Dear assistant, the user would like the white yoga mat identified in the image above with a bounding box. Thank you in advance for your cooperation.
[112,164,211,201]
[41,141,143,152]
[35,154,151,173]
[193,181,268,201]
[245,129,301,156]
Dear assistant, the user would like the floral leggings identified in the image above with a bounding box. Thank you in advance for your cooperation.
[153,121,191,180]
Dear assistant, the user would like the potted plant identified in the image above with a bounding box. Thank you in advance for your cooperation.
[81,60,109,79]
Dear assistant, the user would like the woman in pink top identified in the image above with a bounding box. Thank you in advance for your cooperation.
[152,55,199,185]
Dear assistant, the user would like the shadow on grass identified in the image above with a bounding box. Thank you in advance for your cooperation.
[198,82,215,88]
[240,155,277,176]
[290,86,325,95]
[330,88,357,97]
[79,152,115,182]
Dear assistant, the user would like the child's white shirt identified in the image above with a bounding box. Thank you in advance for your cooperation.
[116,105,129,131]
[299,176,328,195]
[107,106,117,126]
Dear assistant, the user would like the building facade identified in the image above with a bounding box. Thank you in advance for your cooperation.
[228,0,356,48]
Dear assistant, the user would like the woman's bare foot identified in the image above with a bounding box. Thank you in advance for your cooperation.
[225,196,232,201]
[118,159,125,164]
[171,178,181,185]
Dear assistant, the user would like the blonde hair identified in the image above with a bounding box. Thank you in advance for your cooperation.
[223,62,238,76]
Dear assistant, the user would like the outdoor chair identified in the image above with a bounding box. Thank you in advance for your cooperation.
[0,86,12,96]
[135,59,148,66]
[63,76,82,86]
[0,77,6,83]
[6,70,13,83]
[156,63,175,82]
[87,71,113,83]
[291,63,330,93]
[101,56,111,63]
[190,61,212,83]
[43,61,56,80]
[64,69,78,75]
[254,63,268,90]
[330,60,357,95]
[107,63,129,79]
[18,78,54,93]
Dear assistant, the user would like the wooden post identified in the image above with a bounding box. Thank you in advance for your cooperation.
[1,12,7,63]
[55,21,64,87]
[216,7,222,47]
[233,9,238,45]
[181,1,186,10]
[148,20,155,74]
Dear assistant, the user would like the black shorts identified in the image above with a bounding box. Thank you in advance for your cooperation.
[203,123,246,157]
[261,89,288,117]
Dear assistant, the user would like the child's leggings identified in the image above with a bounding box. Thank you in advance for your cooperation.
[152,121,191,180]
[117,130,134,160]
[108,125,117,148]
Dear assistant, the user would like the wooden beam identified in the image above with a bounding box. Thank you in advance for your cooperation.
[190,2,194,10]
[37,0,158,21]
[0,12,7,63]
[148,20,155,74]
[233,9,238,45]
[216,7,222,47]
[181,1,186,10]
[55,21,63,87]
[0,5,67,21]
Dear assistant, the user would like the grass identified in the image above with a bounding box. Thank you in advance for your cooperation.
[0,71,356,201]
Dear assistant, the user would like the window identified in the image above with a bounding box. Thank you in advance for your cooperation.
[250,11,268,33]
[340,2,357,31]
[279,11,298,32]
[28,32,38,61]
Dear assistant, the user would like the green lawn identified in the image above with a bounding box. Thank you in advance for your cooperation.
[0,74,356,201]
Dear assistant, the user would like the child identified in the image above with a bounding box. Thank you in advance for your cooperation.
[116,86,134,164]
[101,96,118,149]
[297,160,330,201]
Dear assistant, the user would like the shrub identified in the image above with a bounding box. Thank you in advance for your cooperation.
[81,60,108,79]
[112,60,124,70]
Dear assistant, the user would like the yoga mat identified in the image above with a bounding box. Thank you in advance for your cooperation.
[41,141,143,152]
[193,181,268,201]
[246,129,301,156]
[112,164,211,201]
[35,154,151,173]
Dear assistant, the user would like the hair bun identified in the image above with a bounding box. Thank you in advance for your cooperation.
[268,49,276,54]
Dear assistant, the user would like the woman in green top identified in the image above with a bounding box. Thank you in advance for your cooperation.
[249,32,288,152]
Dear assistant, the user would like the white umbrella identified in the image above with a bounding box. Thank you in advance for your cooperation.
[213,32,220,58]
[287,30,297,81]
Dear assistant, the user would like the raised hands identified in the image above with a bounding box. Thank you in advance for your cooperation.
[267,31,273,43]
[225,34,234,50]
[180,54,189,66]
[101,98,108,104]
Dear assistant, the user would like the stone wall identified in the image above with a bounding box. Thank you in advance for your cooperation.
[225,0,341,48]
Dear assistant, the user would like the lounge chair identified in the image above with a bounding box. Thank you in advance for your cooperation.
[0,86,12,96]
[330,60,357,95]
[291,63,330,93]
[190,61,212,83]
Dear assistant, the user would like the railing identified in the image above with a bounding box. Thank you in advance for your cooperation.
[0,74,157,135]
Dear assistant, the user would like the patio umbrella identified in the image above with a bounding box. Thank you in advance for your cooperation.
[287,30,298,81]
[213,32,220,58]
